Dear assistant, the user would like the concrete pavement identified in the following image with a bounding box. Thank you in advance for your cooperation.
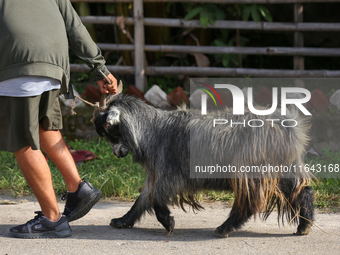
[0,195,339,255]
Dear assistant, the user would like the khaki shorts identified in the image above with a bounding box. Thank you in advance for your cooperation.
[0,89,62,152]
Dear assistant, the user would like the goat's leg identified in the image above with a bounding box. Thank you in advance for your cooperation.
[295,186,314,235]
[154,203,175,233]
[110,188,151,228]
[215,202,253,238]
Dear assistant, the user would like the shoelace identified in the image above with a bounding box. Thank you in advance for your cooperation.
[61,178,92,202]
[25,211,44,226]
[61,193,68,201]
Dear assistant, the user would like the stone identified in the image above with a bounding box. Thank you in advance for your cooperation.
[207,91,233,109]
[242,87,251,105]
[329,89,340,109]
[167,87,189,107]
[285,91,313,112]
[80,85,101,104]
[125,85,148,102]
[59,88,85,108]
[254,86,274,107]
[189,89,205,109]
[144,85,171,108]
[190,89,232,110]
[310,89,329,113]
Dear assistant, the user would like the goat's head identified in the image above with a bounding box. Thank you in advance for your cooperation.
[94,82,130,158]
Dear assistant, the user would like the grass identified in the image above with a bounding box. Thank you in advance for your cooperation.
[305,150,340,210]
[0,138,145,200]
[0,139,339,210]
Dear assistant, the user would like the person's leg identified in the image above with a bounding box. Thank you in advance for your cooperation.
[14,146,60,221]
[38,90,101,222]
[39,124,81,192]
[5,89,72,238]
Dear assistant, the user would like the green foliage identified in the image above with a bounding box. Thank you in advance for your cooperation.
[183,4,271,67]
[72,73,90,83]
[242,4,272,22]
[305,150,340,209]
[0,139,145,200]
[311,179,340,209]
[68,139,145,199]
[184,4,272,27]
[184,4,226,28]
[106,4,115,14]
[1,139,339,209]
[147,75,181,94]
[212,30,248,67]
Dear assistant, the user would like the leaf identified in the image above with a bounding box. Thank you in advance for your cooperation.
[213,39,227,47]
[239,36,249,45]
[221,30,229,41]
[258,5,272,22]
[214,53,222,62]
[200,9,209,28]
[184,6,204,20]
[78,3,91,16]
[251,5,260,23]
[230,54,239,66]
[222,54,230,67]
[227,6,237,17]
[208,11,216,25]
[242,6,251,21]
[234,5,242,16]
[206,3,216,9]
[228,38,236,46]
[165,2,173,14]
[191,53,210,67]
[106,4,115,14]
[215,9,226,20]
[182,2,194,13]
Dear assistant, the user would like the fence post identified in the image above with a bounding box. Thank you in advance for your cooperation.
[133,0,146,91]
[294,3,304,70]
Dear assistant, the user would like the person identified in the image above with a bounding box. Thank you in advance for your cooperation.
[0,0,117,238]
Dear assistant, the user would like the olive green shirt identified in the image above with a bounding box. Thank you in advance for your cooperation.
[0,0,109,93]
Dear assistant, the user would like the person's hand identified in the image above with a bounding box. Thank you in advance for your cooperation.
[97,73,117,95]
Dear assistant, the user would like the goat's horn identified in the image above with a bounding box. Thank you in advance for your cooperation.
[116,80,123,95]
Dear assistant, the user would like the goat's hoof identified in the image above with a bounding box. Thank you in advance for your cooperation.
[214,227,232,238]
[110,218,133,229]
[294,224,312,235]
[167,216,175,235]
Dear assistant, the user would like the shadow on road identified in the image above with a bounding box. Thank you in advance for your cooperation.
[0,224,295,241]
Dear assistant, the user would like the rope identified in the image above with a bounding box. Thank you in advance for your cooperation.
[70,95,106,123]
[69,80,122,122]
[70,70,111,116]
[70,95,97,116]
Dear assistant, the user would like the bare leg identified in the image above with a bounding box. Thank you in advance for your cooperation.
[39,124,81,192]
[14,146,60,221]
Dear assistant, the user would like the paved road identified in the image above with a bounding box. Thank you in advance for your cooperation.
[0,195,339,255]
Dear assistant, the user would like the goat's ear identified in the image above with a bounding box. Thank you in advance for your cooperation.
[106,107,121,125]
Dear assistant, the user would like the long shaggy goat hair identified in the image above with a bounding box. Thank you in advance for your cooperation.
[94,93,314,237]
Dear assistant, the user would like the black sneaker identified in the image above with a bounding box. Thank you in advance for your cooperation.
[62,178,102,222]
[10,211,72,239]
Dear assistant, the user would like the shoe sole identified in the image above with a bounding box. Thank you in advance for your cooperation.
[67,189,102,222]
[11,228,73,239]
